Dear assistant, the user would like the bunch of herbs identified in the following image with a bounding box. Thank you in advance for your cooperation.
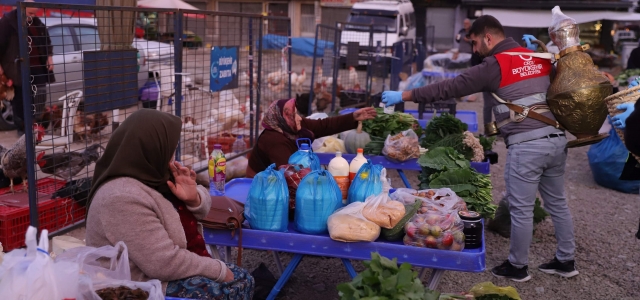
[421,114,467,149]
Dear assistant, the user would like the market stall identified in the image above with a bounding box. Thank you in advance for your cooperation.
[204,178,486,300]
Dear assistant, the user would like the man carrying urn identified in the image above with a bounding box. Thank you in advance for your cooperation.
[382,15,577,282]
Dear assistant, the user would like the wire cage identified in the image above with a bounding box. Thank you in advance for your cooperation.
[1,1,290,250]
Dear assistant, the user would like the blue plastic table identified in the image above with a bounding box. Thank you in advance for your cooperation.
[204,179,486,300]
[315,153,490,188]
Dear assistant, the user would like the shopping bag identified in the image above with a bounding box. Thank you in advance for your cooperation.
[588,124,640,194]
[362,169,406,229]
[295,170,343,234]
[245,163,290,232]
[347,160,383,203]
[0,226,62,300]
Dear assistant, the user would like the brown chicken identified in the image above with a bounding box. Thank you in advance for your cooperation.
[86,112,109,138]
[37,143,103,180]
[73,111,91,142]
[40,105,63,132]
[1,124,46,193]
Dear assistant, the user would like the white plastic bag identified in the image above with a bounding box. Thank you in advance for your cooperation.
[51,235,86,259]
[328,202,380,242]
[0,226,63,300]
[382,129,421,163]
[312,135,347,153]
[390,188,467,214]
[361,169,406,229]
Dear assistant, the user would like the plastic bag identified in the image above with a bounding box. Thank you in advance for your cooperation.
[390,188,468,214]
[245,163,290,232]
[403,212,465,251]
[381,199,422,241]
[469,282,521,300]
[362,169,406,229]
[312,135,347,153]
[51,235,86,259]
[0,227,65,300]
[588,125,640,194]
[328,202,381,242]
[280,164,313,218]
[382,129,421,163]
[549,6,579,51]
[92,279,164,300]
[288,138,321,171]
[347,160,384,203]
[295,170,343,234]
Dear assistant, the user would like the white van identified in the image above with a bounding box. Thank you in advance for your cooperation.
[339,0,416,66]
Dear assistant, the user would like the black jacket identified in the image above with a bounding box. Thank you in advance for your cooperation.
[620,100,640,181]
[0,9,54,86]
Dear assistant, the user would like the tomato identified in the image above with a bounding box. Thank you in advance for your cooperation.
[418,224,431,236]
[430,225,442,238]
[425,236,438,248]
[441,233,453,247]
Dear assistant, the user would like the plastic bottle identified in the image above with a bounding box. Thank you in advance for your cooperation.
[328,151,350,204]
[349,148,367,183]
[299,143,310,152]
[209,144,226,196]
[232,135,247,154]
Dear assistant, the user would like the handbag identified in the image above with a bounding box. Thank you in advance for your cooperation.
[201,195,245,266]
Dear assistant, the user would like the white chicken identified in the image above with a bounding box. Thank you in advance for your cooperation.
[315,66,324,85]
[348,66,359,89]
[266,70,282,86]
[291,68,306,93]
[239,71,250,87]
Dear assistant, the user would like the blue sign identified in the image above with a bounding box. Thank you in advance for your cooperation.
[210,46,239,92]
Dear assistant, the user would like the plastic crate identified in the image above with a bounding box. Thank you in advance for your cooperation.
[406,109,479,132]
[0,178,77,251]
[0,177,67,196]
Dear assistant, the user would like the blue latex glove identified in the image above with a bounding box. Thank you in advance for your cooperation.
[611,103,635,129]
[522,34,538,51]
[381,91,403,107]
[628,79,639,89]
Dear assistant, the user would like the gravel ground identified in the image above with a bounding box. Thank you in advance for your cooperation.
[58,92,640,299]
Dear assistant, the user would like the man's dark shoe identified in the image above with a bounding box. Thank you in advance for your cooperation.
[491,260,531,282]
[538,257,579,278]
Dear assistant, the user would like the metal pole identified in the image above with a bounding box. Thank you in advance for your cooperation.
[16,4,39,229]
[174,11,184,161]
[256,16,264,137]
[309,25,320,116]
[248,17,255,146]
[330,26,339,112]
[287,21,292,99]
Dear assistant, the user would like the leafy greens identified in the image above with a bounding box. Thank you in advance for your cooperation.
[421,113,467,149]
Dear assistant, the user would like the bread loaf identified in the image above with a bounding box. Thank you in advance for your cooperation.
[363,200,406,229]
[328,213,380,242]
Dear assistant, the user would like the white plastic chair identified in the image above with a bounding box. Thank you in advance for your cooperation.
[36,90,83,152]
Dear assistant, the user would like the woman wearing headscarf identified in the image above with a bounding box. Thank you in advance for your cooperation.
[246,98,377,177]
[85,109,254,299]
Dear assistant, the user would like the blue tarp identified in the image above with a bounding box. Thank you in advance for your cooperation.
[260,34,334,58]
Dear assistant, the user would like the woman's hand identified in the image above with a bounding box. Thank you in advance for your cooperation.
[47,56,54,72]
[353,107,377,121]
[167,161,200,207]
[223,265,235,282]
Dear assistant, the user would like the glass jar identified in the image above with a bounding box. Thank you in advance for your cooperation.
[458,211,482,249]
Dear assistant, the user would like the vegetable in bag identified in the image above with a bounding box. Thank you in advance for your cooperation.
[404,212,465,251]
[382,129,421,163]
[328,202,380,242]
[362,169,406,229]
[347,160,384,203]
[245,163,290,232]
[295,170,343,234]
[288,138,321,171]
[280,164,313,219]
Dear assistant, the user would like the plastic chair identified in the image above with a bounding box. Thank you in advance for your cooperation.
[36,90,83,152]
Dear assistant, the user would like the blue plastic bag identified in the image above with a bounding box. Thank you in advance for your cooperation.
[288,138,321,171]
[294,170,343,234]
[588,125,640,194]
[245,163,290,232]
[347,160,384,203]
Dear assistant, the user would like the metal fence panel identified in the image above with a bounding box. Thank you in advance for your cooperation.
[308,24,341,116]
[3,2,289,248]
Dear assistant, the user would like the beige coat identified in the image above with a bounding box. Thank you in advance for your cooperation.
[85,177,226,292]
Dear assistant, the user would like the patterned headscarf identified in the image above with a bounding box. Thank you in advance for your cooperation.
[262,98,314,141]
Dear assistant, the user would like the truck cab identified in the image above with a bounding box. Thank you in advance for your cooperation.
[339,0,416,66]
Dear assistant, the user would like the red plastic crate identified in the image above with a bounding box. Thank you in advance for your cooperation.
[0,178,83,251]
[0,177,67,196]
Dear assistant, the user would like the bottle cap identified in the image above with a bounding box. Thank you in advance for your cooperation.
[336,151,342,157]
[213,144,222,150]
[357,148,363,153]
[300,143,310,150]
[237,135,243,139]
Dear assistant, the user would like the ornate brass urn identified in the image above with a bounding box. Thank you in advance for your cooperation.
[546,7,612,148]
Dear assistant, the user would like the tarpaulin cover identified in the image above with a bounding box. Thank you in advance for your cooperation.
[260,34,334,57]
